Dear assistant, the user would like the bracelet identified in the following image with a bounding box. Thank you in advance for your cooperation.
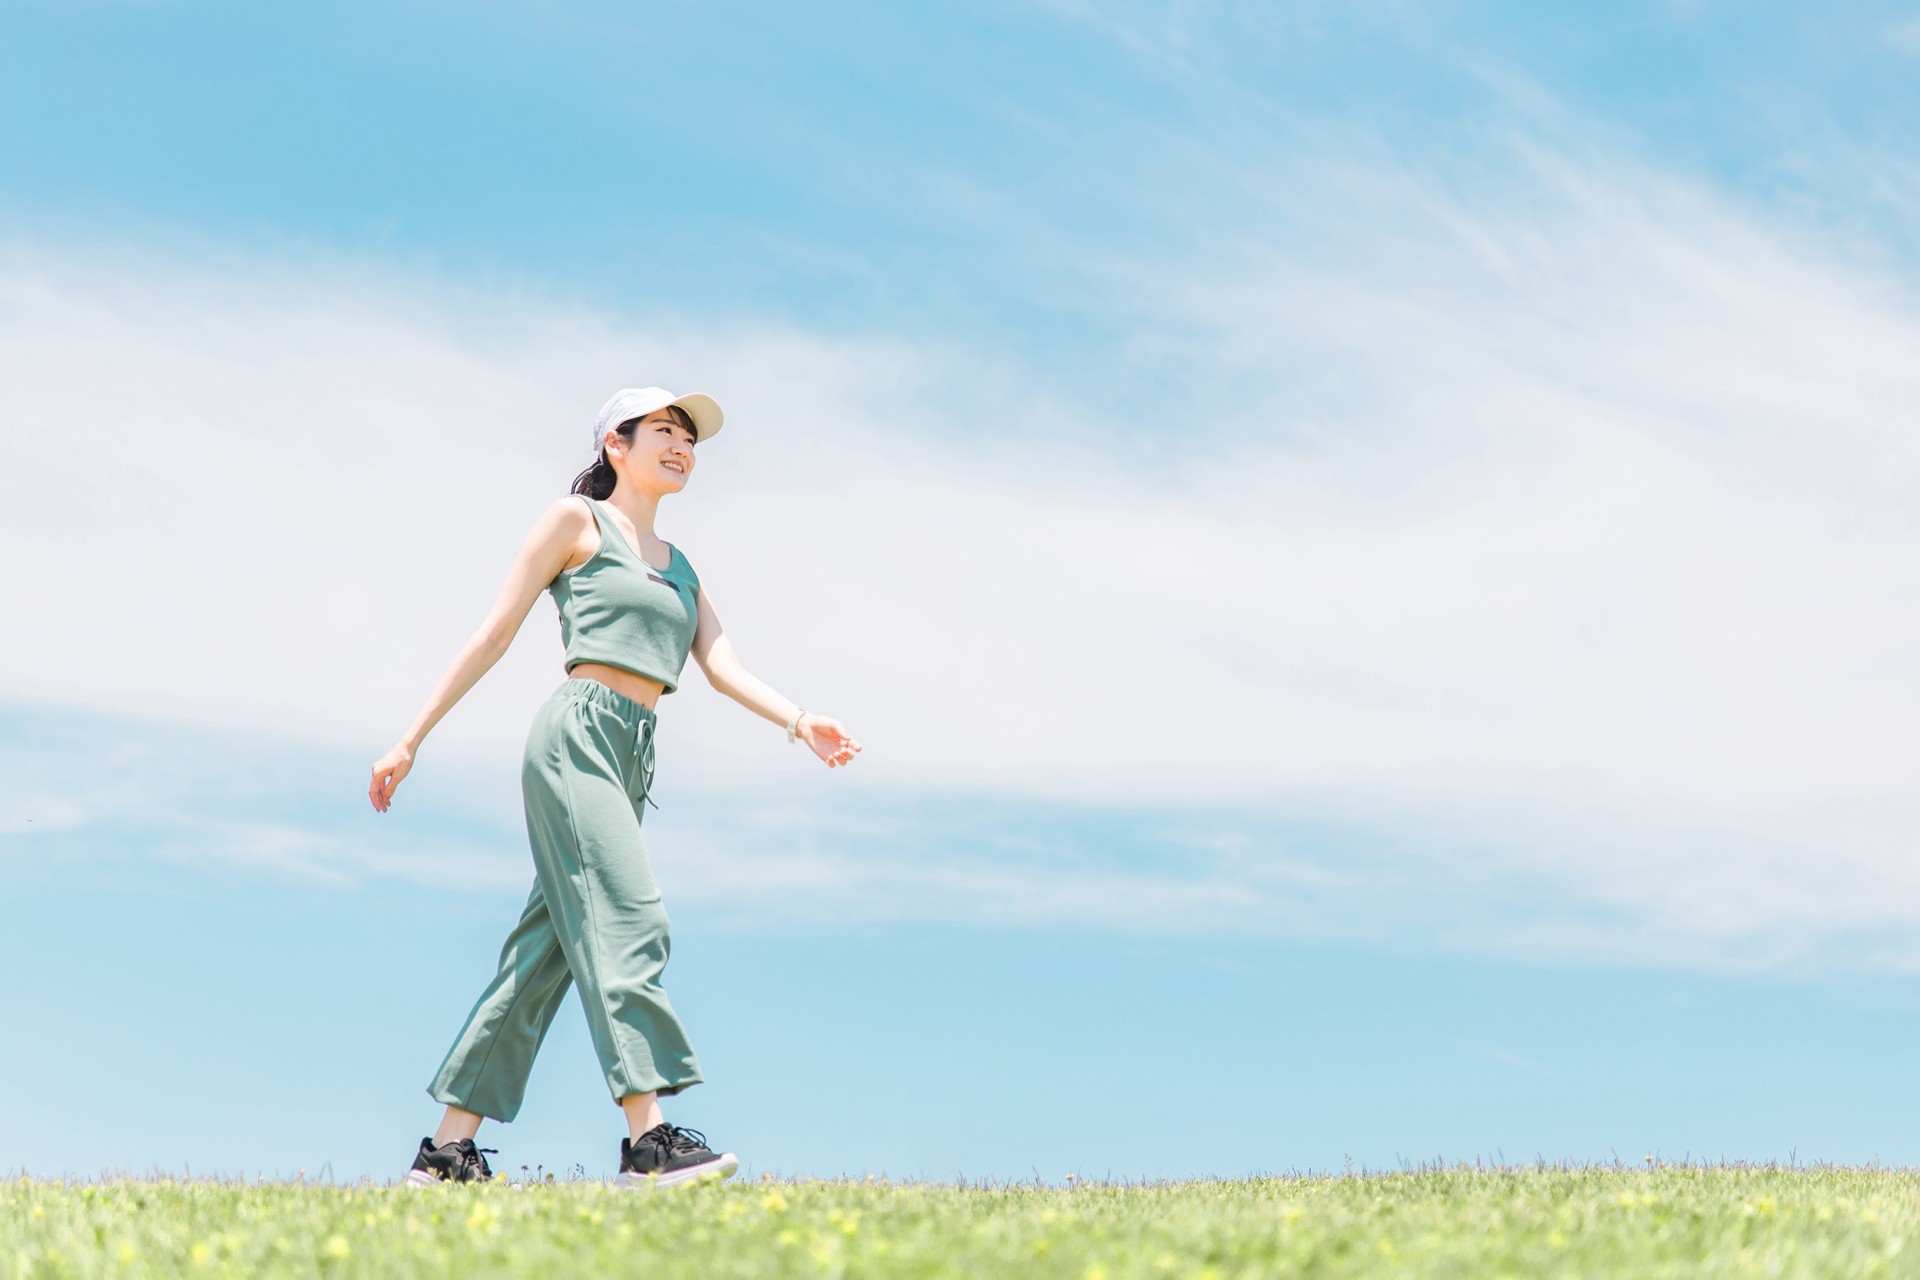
[786,708,806,743]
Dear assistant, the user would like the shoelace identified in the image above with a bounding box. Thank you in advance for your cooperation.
[665,1126,709,1154]
[637,1123,708,1156]
[453,1143,499,1179]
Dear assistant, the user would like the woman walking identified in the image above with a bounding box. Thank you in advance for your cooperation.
[368,387,862,1189]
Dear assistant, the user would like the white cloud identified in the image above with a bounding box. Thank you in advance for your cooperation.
[5,120,1920,965]
[0,701,1397,941]
[1888,16,1920,56]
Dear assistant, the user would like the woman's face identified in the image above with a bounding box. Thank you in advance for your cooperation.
[612,408,697,493]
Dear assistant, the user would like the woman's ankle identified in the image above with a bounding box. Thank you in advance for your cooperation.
[619,1091,664,1141]
[432,1105,484,1147]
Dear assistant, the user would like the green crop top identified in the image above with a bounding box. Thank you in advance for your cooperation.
[549,495,702,694]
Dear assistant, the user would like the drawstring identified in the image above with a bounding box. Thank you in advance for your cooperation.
[635,717,660,810]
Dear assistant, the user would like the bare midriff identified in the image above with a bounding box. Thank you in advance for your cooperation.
[567,661,667,711]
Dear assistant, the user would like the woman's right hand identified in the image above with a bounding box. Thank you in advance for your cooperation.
[369,743,415,813]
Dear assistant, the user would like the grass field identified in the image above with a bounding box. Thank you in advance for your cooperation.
[6,1164,1918,1278]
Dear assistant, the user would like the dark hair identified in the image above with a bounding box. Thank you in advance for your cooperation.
[569,405,697,498]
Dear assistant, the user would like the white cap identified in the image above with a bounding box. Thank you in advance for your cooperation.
[593,387,724,457]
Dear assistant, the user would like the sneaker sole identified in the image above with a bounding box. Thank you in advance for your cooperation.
[614,1152,740,1190]
[401,1169,496,1187]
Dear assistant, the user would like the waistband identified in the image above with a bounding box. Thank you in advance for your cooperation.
[550,675,659,726]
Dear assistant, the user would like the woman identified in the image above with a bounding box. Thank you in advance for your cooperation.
[368,386,863,1189]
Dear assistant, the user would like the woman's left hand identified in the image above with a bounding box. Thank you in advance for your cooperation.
[798,714,863,768]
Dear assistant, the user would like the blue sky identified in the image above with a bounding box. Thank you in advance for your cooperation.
[6,1,1920,1182]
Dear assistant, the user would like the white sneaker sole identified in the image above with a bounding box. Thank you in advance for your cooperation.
[614,1152,740,1190]
[402,1169,441,1187]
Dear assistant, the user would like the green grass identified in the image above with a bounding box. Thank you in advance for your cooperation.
[6,1165,1919,1277]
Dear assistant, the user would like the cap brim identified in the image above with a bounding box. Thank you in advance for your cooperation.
[667,392,724,443]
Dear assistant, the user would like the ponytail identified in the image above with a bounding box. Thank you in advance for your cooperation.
[569,416,640,499]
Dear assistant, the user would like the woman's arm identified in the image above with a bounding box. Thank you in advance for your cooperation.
[688,582,863,768]
[368,496,591,811]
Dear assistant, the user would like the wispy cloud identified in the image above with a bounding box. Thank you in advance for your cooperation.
[7,68,1920,965]
[1886,15,1920,55]
[0,700,1433,941]
[0,703,529,891]
[1453,1037,1551,1077]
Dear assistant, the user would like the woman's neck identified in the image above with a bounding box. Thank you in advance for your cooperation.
[604,486,664,537]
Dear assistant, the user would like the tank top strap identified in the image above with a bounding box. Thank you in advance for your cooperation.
[576,495,631,562]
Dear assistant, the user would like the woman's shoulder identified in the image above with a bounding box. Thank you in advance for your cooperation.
[536,495,600,579]
[544,493,599,529]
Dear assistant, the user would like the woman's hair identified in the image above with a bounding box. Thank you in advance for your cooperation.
[569,405,697,498]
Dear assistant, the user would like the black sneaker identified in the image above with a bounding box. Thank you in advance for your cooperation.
[615,1123,740,1189]
[403,1136,499,1186]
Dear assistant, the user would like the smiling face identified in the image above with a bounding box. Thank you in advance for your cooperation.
[605,406,698,496]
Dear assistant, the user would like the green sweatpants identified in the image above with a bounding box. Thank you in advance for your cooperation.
[426,677,703,1122]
